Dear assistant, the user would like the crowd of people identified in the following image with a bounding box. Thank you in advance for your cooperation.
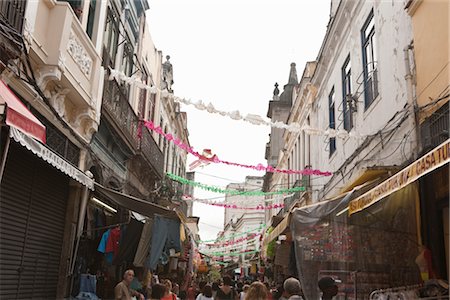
[113,270,339,300]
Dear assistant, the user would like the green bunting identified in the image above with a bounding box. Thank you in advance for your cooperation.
[166,173,305,196]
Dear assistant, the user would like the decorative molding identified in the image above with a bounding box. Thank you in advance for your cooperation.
[48,86,70,118]
[23,19,33,46]
[36,65,62,95]
[67,31,92,77]
[58,52,66,71]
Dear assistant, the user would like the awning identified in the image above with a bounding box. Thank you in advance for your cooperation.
[10,127,94,189]
[264,212,291,245]
[0,80,46,143]
[94,183,178,219]
[349,139,450,215]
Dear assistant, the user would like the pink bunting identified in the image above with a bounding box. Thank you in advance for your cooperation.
[144,121,332,176]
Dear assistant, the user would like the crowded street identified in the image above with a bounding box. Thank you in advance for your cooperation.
[0,0,449,299]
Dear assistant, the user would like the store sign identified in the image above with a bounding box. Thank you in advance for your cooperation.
[349,139,450,215]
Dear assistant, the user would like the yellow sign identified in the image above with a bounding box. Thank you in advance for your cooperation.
[349,139,450,215]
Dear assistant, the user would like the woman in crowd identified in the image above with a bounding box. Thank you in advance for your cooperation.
[196,284,214,300]
[244,282,269,300]
[215,276,238,300]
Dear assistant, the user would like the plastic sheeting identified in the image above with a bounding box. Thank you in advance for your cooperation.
[291,183,421,299]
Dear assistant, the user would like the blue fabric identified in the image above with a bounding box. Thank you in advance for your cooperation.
[97,229,110,253]
[75,292,99,300]
[105,252,113,264]
[79,274,96,293]
[147,215,181,270]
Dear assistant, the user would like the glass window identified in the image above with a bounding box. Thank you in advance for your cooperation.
[361,10,379,109]
[328,87,336,156]
[342,55,354,131]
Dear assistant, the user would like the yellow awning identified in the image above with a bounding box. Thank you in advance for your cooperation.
[349,139,450,215]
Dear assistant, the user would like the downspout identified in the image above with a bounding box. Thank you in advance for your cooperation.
[403,42,421,159]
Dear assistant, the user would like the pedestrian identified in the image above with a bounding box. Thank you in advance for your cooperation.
[239,284,250,300]
[114,269,145,300]
[162,279,178,300]
[196,284,214,300]
[216,276,238,300]
[318,277,338,300]
[244,282,268,300]
[151,283,168,300]
[212,281,220,299]
[275,284,288,300]
[283,277,303,300]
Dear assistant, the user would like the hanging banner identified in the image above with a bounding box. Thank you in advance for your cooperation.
[349,139,450,215]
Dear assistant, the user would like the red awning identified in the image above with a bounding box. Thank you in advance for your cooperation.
[0,80,46,143]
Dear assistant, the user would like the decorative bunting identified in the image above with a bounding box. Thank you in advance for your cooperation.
[109,68,359,138]
[146,121,332,176]
[167,173,305,195]
[182,195,285,210]
[202,249,260,257]
[205,233,262,247]
[198,224,266,243]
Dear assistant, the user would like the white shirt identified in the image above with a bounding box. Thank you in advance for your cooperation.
[196,293,214,300]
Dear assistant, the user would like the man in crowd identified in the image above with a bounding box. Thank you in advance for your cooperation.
[283,277,303,300]
[114,269,145,300]
[318,277,339,300]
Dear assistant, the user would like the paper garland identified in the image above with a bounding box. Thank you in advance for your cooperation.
[202,249,260,257]
[182,195,285,210]
[146,121,332,176]
[198,224,266,243]
[205,233,262,247]
[109,68,360,138]
[167,173,305,195]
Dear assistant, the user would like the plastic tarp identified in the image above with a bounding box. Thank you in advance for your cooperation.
[291,183,421,299]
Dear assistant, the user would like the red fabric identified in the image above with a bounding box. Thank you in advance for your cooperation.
[105,227,121,257]
[423,248,436,278]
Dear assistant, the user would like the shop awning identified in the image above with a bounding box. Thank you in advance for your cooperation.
[349,139,450,215]
[264,212,291,245]
[9,127,94,189]
[94,183,178,219]
[0,80,46,143]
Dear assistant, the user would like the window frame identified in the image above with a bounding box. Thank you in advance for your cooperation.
[361,9,379,109]
[341,55,354,131]
[328,87,337,156]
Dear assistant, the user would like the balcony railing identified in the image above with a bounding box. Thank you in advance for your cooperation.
[102,76,138,150]
[138,124,164,179]
[0,0,26,33]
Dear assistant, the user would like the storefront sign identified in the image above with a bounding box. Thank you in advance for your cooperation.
[349,139,450,215]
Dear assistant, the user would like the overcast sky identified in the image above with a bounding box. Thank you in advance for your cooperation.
[147,0,330,241]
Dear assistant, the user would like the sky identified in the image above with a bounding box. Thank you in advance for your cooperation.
[146,0,330,241]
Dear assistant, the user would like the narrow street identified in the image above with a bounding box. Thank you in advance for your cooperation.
[0,0,448,299]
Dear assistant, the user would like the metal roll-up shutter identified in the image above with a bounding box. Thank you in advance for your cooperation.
[0,142,69,299]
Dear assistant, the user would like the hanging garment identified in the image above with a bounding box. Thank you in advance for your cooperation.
[134,218,154,267]
[146,215,181,270]
[97,229,111,253]
[114,219,144,264]
[105,227,121,258]
[79,274,96,293]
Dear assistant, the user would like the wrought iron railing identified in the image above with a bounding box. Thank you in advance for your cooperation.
[0,0,26,33]
[138,125,164,179]
[102,76,138,150]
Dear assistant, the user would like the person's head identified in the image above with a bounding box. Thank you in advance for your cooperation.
[244,282,268,300]
[163,279,173,294]
[243,284,250,293]
[212,282,220,291]
[223,275,233,286]
[202,284,213,297]
[123,269,135,285]
[283,277,301,296]
[151,283,167,300]
[318,277,339,298]
[172,283,180,295]
[199,280,207,291]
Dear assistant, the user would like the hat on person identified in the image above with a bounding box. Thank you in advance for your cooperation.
[318,277,338,290]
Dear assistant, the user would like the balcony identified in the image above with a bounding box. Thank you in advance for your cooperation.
[102,76,138,150]
[27,0,103,142]
[138,125,164,179]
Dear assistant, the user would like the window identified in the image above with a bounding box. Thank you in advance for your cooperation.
[103,8,119,68]
[328,87,336,156]
[342,55,354,131]
[361,10,379,108]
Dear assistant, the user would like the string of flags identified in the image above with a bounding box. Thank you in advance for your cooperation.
[197,224,266,243]
[182,195,285,210]
[166,173,305,195]
[109,68,361,138]
[146,121,333,176]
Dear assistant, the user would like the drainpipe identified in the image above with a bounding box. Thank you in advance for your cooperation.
[403,43,421,159]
